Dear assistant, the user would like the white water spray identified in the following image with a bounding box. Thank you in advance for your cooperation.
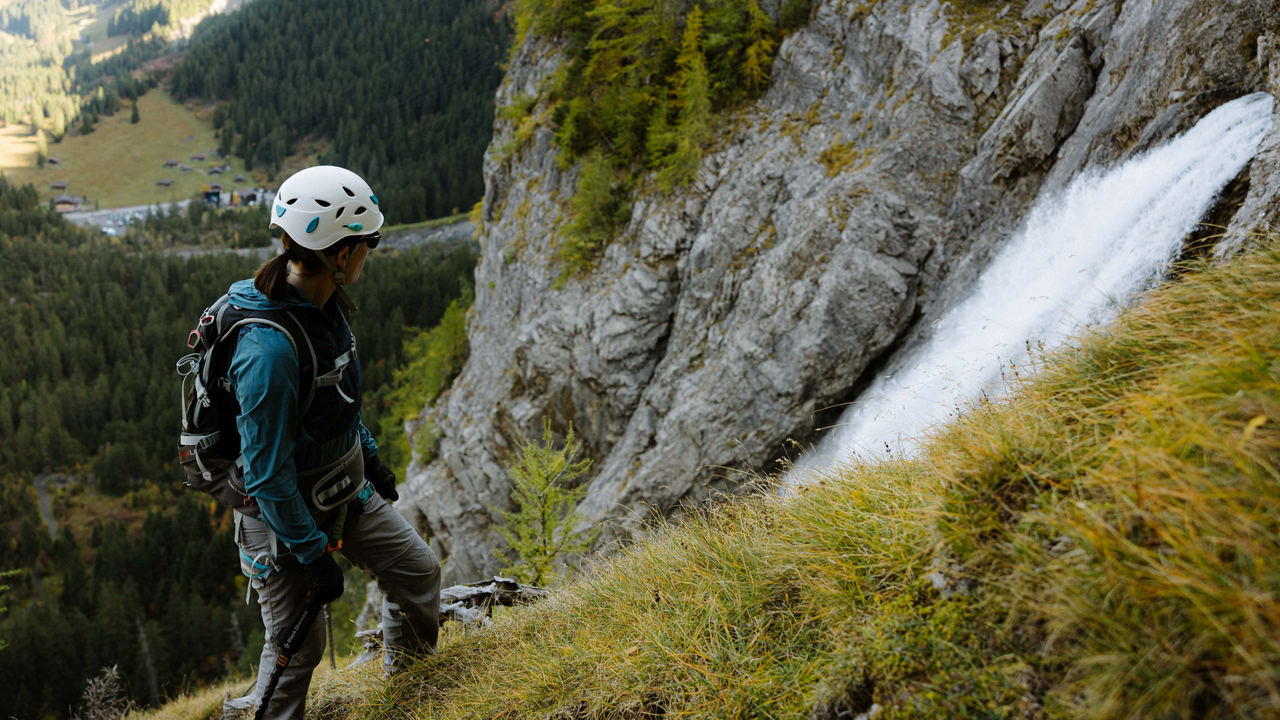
[809,92,1275,469]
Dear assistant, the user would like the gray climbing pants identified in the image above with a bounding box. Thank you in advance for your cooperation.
[225,491,441,720]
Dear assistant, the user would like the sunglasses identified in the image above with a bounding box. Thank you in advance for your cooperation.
[360,232,381,250]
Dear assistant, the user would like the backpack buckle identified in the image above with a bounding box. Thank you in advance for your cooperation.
[189,314,216,349]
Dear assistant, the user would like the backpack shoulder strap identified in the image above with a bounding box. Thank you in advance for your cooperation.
[272,310,319,418]
[216,307,319,420]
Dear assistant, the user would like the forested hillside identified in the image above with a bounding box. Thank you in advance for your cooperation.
[0,0,73,127]
[0,33,68,127]
[1,0,66,41]
[0,177,477,718]
[172,0,510,224]
[67,37,168,104]
[0,494,254,720]
[0,0,168,132]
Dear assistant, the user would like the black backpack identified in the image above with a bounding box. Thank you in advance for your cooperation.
[176,294,318,516]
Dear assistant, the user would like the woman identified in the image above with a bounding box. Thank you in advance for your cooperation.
[222,166,441,720]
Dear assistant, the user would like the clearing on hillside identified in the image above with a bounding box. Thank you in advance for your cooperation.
[78,1,132,60]
[0,92,231,209]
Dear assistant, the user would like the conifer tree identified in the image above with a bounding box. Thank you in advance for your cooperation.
[130,102,139,124]
[50,107,65,140]
[56,528,88,614]
[218,122,234,158]
[496,420,598,586]
[659,7,710,190]
[34,128,46,166]
[742,0,777,94]
[0,569,21,652]
[645,96,674,167]
[563,150,629,269]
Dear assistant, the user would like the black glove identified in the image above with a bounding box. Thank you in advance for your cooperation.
[366,454,399,502]
[303,551,345,605]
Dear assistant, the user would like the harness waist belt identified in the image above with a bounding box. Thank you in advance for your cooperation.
[296,441,365,512]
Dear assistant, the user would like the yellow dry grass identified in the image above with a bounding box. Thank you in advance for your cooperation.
[123,658,379,720]
[144,237,1280,720]
[0,124,40,169]
[127,632,482,720]
[0,92,228,209]
[127,678,244,720]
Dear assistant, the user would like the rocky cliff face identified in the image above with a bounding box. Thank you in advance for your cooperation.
[399,0,1280,583]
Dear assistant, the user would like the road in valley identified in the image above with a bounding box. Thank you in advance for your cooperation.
[63,200,191,234]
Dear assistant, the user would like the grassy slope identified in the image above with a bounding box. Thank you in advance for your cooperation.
[139,239,1280,720]
[0,92,229,208]
[81,2,132,54]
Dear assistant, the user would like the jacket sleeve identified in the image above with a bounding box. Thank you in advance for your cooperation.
[358,411,380,459]
[229,325,328,565]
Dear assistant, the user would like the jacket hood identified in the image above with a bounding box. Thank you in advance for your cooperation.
[228,279,319,311]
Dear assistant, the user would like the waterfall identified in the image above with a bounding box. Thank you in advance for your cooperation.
[809,92,1275,469]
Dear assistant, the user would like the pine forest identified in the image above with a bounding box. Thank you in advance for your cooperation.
[172,0,511,224]
[0,175,477,719]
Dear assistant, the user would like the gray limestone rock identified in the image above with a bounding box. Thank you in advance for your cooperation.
[1221,33,1280,256]
[380,219,476,250]
[397,0,1280,583]
[961,30,1003,102]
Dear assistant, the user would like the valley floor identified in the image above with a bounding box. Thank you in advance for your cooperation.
[0,93,232,209]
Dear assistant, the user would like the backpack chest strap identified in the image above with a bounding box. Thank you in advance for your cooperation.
[314,347,358,404]
[315,348,355,386]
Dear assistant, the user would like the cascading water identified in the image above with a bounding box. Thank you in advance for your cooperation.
[805,92,1275,471]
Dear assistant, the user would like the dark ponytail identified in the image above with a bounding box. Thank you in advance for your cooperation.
[253,233,359,300]
[254,235,296,300]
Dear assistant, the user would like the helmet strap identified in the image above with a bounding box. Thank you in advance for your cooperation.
[314,248,359,313]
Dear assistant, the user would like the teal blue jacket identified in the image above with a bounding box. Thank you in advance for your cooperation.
[225,280,377,565]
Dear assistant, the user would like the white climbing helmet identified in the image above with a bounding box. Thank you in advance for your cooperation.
[270,165,384,250]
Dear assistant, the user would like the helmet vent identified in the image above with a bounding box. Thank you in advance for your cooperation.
[286,197,298,205]
[342,186,356,197]
[335,206,345,219]
[354,206,367,215]
[315,198,332,208]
